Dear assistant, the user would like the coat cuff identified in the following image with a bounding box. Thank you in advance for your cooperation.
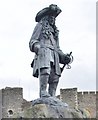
[29,39,39,52]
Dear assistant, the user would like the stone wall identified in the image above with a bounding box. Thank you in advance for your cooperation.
[96,92,98,118]
[78,91,96,118]
[2,87,23,118]
[0,90,2,120]
[0,87,97,118]
[60,88,78,109]
[60,88,96,118]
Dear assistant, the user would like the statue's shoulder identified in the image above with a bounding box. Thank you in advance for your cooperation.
[33,22,43,34]
[34,22,43,29]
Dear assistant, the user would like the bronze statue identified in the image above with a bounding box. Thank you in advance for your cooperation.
[29,4,73,98]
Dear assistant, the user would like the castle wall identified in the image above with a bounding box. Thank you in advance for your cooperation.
[0,90,2,119]
[60,88,78,109]
[2,87,23,118]
[0,87,96,118]
[78,91,96,118]
[60,88,96,118]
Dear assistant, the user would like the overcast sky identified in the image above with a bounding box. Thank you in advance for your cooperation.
[0,0,96,101]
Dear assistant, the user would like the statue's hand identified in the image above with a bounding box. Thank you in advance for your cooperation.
[64,54,71,64]
[33,43,40,55]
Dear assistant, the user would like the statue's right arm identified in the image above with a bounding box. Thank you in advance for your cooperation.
[29,23,43,54]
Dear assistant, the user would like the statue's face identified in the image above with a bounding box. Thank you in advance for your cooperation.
[48,16,55,26]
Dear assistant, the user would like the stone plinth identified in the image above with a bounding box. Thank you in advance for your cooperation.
[21,97,91,118]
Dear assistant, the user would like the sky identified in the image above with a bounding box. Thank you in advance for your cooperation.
[0,0,96,101]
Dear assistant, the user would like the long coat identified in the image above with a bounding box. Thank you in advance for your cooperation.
[29,21,65,77]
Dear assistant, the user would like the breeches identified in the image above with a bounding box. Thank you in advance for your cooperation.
[40,62,59,84]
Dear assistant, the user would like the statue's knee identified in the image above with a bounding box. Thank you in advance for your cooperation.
[48,75,59,84]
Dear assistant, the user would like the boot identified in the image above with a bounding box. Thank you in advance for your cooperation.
[40,74,51,98]
[48,82,58,97]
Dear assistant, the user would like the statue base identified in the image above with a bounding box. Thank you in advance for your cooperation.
[32,96,68,107]
[22,97,90,118]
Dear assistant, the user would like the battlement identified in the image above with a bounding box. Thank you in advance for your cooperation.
[60,88,97,97]
[78,91,96,96]
[60,88,77,92]
[60,88,97,101]
[1,87,23,93]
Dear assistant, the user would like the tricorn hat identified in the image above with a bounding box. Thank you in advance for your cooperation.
[35,4,62,22]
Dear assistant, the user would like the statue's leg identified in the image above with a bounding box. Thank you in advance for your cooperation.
[48,66,59,97]
[40,68,51,98]
[48,81,59,97]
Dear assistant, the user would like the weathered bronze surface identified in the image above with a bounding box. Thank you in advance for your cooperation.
[29,4,72,98]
